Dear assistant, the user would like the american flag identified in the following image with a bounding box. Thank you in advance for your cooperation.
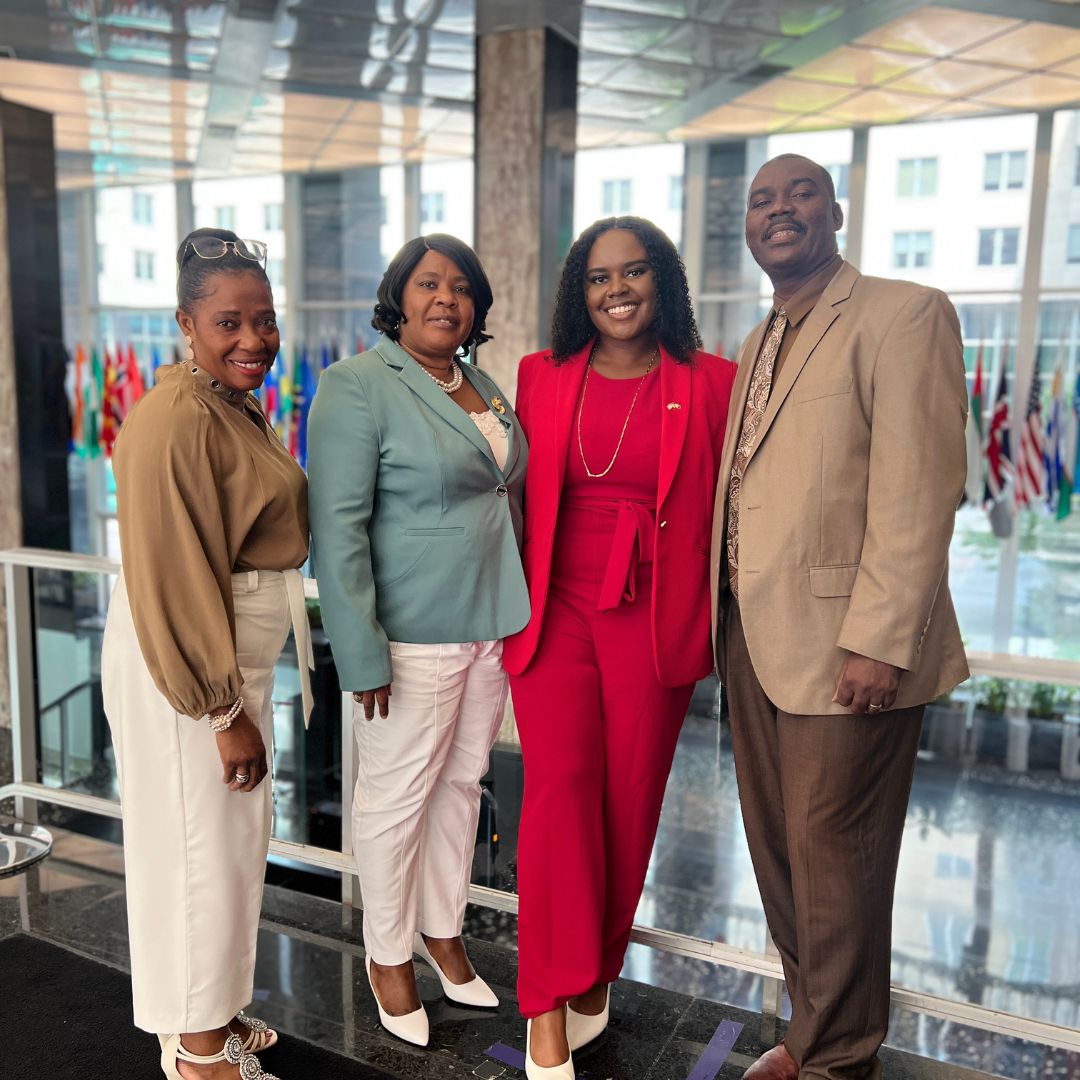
[984,367,1012,503]
[1015,352,1047,508]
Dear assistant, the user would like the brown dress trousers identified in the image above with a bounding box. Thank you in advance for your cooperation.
[723,597,923,1080]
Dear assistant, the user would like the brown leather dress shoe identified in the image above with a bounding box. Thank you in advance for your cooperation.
[742,1043,799,1080]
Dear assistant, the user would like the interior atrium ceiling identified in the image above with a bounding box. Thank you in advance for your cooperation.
[0,0,1078,189]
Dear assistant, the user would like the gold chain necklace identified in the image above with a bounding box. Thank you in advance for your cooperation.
[576,345,657,478]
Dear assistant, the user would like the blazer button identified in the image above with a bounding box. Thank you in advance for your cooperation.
[659,520,667,528]
[495,484,508,497]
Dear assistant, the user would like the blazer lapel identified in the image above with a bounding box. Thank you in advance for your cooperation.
[745,263,856,467]
[657,346,691,510]
[391,343,498,466]
[552,342,592,506]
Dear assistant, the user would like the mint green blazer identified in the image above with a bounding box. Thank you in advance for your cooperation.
[307,335,530,692]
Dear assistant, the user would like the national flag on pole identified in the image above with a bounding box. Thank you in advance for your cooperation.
[1046,366,1063,514]
[1060,372,1080,520]
[294,346,317,468]
[1015,352,1047,509]
[85,346,103,459]
[151,345,163,373]
[964,345,985,505]
[100,346,121,456]
[260,355,280,431]
[984,367,1012,504]
[70,344,86,454]
[320,341,332,371]
[121,342,145,418]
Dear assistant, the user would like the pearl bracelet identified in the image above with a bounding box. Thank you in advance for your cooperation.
[204,696,244,732]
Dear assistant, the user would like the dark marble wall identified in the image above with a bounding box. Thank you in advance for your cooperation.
[0,98,70,551]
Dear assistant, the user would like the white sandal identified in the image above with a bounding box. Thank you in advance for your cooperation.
[157,1013,278,1056]
[160,1031,282,1079]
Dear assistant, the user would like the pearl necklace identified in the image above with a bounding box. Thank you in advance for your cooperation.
[414,356,463,394]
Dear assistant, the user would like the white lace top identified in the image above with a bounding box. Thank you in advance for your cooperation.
[469,410,508,470]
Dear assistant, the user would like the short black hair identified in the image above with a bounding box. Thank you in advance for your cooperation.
[372,234,493,351]
[176,226,271,311]
[550,216,702,364]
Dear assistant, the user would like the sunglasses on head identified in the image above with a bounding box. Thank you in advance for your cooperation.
[182,237,268,268]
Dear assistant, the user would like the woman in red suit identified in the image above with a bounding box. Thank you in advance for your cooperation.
[504,216,736,1078]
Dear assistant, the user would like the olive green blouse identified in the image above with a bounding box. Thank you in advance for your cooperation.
[112,362,308,718]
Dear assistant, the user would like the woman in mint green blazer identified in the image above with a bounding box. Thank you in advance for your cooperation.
[307,235,528,1047]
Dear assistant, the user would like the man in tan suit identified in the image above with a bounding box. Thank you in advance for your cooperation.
[710,154,969,1080]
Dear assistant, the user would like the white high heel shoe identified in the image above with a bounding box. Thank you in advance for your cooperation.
[365,955,430,1047]
[525,1016,575,1079]
[413,933,499,1009]
[159,1032,280,1079]
[566,984,609,1050]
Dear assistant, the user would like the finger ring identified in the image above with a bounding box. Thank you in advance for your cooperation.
[867,703,883,714]
[234,773,250,783]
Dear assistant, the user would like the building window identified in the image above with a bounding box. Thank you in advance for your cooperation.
[134,251,155,281]
[216,206,236,230]
[263,203,283,231]
[897,157,937,197]
[826,163,850,200]
[977,227,1020,267]
[1067,224,1080,264]
[133,191,153,225]
[984,151,1026,192]
[669,176,683,212]
[892,231,932,269]
[267,257,284,290]
[602,179,632,216]
[420,192,444,225]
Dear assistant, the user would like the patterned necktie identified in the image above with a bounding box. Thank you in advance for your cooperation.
[726,308,787,600]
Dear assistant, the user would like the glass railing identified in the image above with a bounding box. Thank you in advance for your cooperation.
[3,547,1079,1052]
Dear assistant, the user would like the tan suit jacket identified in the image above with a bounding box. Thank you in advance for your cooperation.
[710,261,970,715]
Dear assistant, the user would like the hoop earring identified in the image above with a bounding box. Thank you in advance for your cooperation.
[184,335,195,362]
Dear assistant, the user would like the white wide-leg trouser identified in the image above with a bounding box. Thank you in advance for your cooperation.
[103,569,304,1035]
[353,639,508,965]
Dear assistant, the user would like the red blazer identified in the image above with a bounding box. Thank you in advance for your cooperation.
[502,341,737,688]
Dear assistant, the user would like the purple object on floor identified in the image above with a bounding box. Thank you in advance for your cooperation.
[485,1043,526,1071]
[687,1020,744,1080]
[484,1042,581,1078]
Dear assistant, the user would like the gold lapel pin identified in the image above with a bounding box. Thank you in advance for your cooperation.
[666,402,682,410]
[490,396,506,414]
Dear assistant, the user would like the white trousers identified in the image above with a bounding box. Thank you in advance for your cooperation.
[102,570,294,1034]
[353,639,508,965]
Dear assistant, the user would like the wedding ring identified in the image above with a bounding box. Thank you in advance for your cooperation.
[866,703,883,714]
[234,773,250,783]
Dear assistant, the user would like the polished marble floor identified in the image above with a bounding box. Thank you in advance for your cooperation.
[2,825,1078,1080]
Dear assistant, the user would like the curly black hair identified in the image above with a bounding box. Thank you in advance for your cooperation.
[549,216,702,363]
[372,234,493,352]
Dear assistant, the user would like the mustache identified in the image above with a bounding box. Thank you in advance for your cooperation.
[764,218,805,240]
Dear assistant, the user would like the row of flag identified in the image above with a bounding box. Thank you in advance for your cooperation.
[967,343,1080,538]
[68,340,360,468]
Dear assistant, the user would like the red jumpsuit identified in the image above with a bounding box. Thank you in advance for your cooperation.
[510,365,696,1018]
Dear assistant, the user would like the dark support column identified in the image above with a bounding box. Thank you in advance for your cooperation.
[474,20,578,398]
[0,98,69,551]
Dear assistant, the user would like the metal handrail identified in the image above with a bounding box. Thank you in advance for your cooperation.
[4,546,1080,1053]
[4,546,1078,685]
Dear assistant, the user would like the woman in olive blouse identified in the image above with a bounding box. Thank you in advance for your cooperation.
[102,227,309,1080]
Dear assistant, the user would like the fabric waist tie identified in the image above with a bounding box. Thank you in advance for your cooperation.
[284,569,315,729]
[593,500,656,612]
[234,568,314,729]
